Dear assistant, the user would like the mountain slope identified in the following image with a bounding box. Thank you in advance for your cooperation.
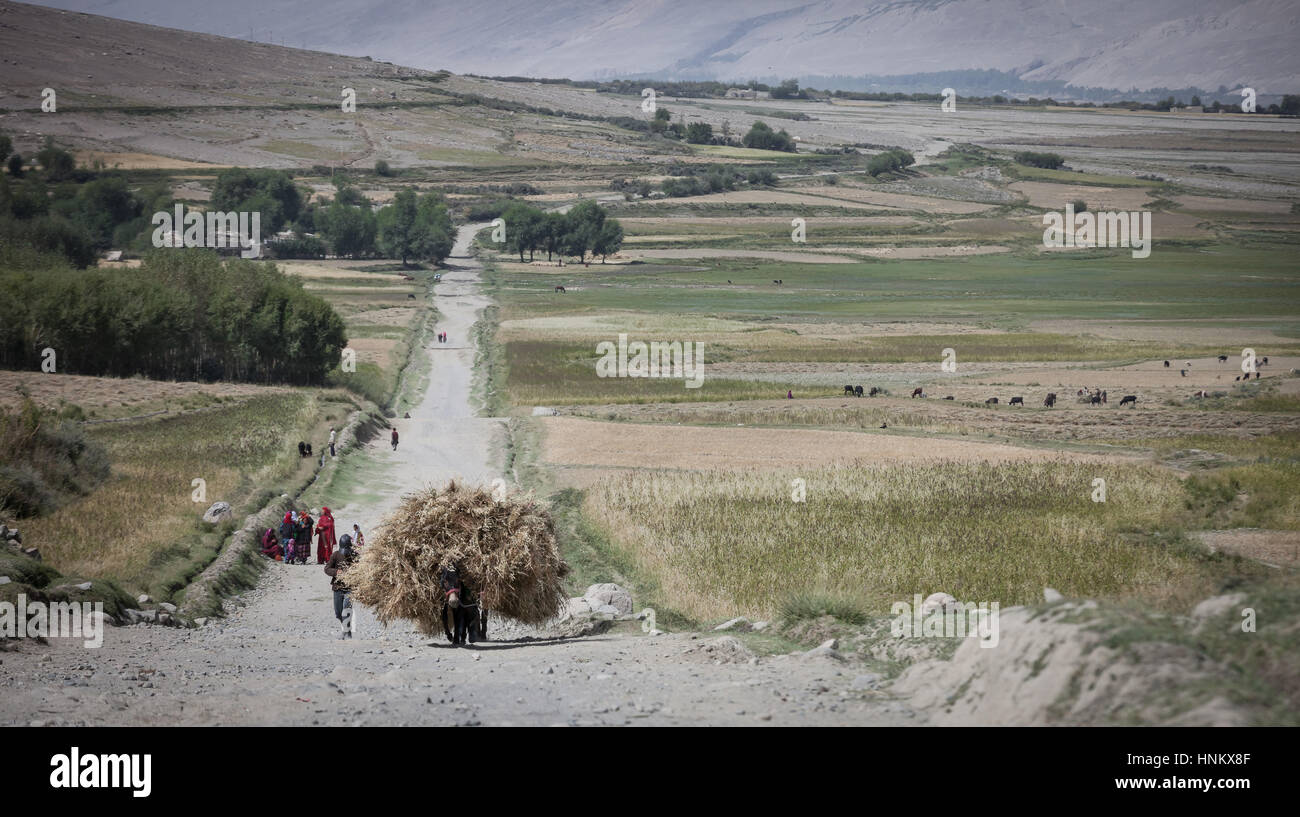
[30,0,1300,92]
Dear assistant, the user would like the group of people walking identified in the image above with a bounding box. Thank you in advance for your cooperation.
[259,506,364,566]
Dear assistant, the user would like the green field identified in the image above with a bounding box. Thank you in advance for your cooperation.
[489,245,1300,324]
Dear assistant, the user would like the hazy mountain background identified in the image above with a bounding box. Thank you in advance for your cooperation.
[29,0,1300,93]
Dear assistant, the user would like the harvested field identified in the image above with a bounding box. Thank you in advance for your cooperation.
[0,370,290,419]
[561,396,1300,445]
[538,415,1137,488]
[1008,181,1155,210]
[1174,195,1293,214]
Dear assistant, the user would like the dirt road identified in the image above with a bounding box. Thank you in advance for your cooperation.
[0,225,918,727]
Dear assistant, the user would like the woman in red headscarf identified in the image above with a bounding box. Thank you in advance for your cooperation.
[316,507,337,564]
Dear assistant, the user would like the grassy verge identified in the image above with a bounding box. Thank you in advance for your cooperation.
[20,391,357,600]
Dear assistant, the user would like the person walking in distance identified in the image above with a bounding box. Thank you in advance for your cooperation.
[391,427,399,451]
[325,535,357,640]
[329,427,337,458]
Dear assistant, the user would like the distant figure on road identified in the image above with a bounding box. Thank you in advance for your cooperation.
[391,427,399,451]
[329,427,337,457]
[787,389,793,399]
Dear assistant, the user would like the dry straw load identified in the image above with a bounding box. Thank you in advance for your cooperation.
[346,480,568,633]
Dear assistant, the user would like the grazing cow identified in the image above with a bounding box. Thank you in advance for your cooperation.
[911,387,924,398]
[1044,393,1057,407]
[773,279,783,285]
[985,397,999,404]
[1235,376,1241,381]
[1119,395,1137,406]
[407,293,416,299]
[555,285,566,293]
[943,395,954,400]
[1195,390,1208,398]
[869,387,882,396]
[1009,396,1024,405]
[727,280,732,284]
[298,441,313,457]
[854,385,864,397]
[844,385,854,396]
[1163,360,1170,368]
[1090,393,1102,405]
[439,566,487,645]
[1218,355,1228,363]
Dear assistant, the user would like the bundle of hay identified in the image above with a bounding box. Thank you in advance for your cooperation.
[346,480,568,633]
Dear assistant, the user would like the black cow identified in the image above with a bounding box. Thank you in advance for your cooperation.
[1009,396,1024,405]
[844,385,856,396]
[1044,393,1057,407]
[911,387,924,398]
[869,387,882,396]
[1119,395,1137,406]
[555,285,566,293]
[1163,360,1170,368]
[1218,355,1228,363]
[854,385,864,397]
[1090,393,1102,405]
[985,397,999,404]
[297,441,313,457]
[439,566,488,645]
[943,395,954,400]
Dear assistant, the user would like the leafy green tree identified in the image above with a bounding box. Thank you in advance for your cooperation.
[376,190,453,266]
[685,122,713,144]
[321,200,377,257]
[501,201,544,262]
[36,139,76,181]
[593,219,623,263]
[211,168,303,233]
[6,154,22,178]
[563,200,605,263]
[377,188,420,265]
[742,121,796,152]
[374,159,393,176]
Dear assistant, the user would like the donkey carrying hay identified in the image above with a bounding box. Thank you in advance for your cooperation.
[346,481,569,636]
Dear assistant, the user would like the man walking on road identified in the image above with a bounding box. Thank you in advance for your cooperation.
[391,427,399,451]
[329,427,337,457]
[325,535,357,640]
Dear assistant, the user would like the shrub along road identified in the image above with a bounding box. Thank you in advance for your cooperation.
[0,225,916,726]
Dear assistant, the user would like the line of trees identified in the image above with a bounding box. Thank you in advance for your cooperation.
[498,200,623,264]
[288,181,454,266]
[0,244,346,385]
